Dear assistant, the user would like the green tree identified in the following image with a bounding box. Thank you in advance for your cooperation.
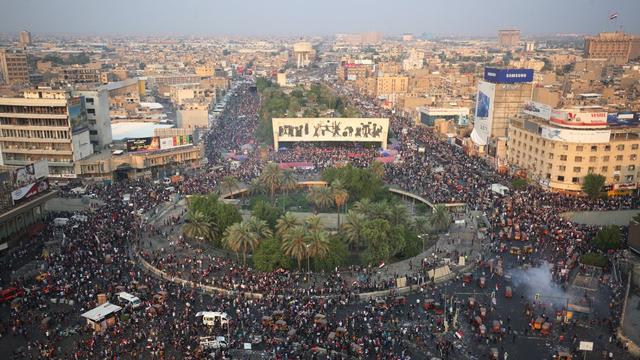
[221,175,240,197]
[276,212,300,238]
[260,163,283,201]
[281,169,297,211]
[580,252,608,267]
[511,178,527,191]
[307,186,334,211]
[307,229,330,261]
[313,237,348,271]
[582,174,606,199]
[253,237,291,271]
[282,226,308,270]
[331,180,349,230]
[362,219,392,264]
[186,194,241,244]
[369,161,385,179]
[246,216,273,249]
[593,226,622,251]
[429,205,451,233]
[342,210,367,250]
[182,210,216,244]
[252,200,284,230]
[248,178,266,196]
[304,215,323,234]
[223,222,254,265]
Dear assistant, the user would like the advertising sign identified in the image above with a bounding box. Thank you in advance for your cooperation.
[272,118,389,150]
[523,101,552,120]
[471,81,496,146]
[126,137,160,152]
[159,135,193,150]
[11,179,49,204]
[484,67,533,83]
[607,112,640,127]
[13,160,49,188]
[550,110,607,128]
[68,96,89,133]
[540,126,611,143]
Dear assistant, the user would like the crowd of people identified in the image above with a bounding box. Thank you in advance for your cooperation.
[0,78,636,359]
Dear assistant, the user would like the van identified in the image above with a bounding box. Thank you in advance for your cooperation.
[199,336,227,349]
[117,292,141,309]
[196,311,230,327]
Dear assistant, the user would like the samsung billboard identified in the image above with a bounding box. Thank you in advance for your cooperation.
[484,67,534,84]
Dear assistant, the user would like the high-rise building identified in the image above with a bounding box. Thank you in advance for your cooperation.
[508,106,640,193]
[63,66,102,84]
[73,89,113,151]
[0,89,94,178]
[498,29,520,48]
[584,32,640,64]
[470,67,534,164]
[0,49,29,85]
[19,30,32,47]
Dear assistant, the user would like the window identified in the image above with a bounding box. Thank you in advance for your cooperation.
[616,155,623,161]
[557,176,565,181]
[572,177,579,183]
[615,165,622,171]
[89,130,98,135]
[575,156,582,162]
[560,155,567,161]
[558,165,566,171]
[591,145,598,152]
[626,175,635,182]
[589,156,597,162]
[562,144,569,150]
[603,156,610,162]
[605,145,611,151]
[602,166,608,172]
[573,167,581,173]
[87,109,95,115]
[616,144,625,151]
[613,175,620,181]
[588,167,595,173]
[546,173,551,179]
[629,165,636,171]
[575,146,583,152]
[632,144,639,150]
[85,97,94,104]
[631,154,637,161]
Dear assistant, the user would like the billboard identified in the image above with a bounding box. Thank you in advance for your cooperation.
[272,118,389,150]
[484,67,533,83]
[11,179,49,204]
[67,96,89,134]
[471,81,496,146]
[550,110,607,128]
[540,126,611,143]
[13,161,49,188]
[607,112,640,127]
[523,101,552,120]
[126,137,160,152]
[159,135,193,150]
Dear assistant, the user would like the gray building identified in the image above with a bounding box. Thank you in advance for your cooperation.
[73,89,113,151]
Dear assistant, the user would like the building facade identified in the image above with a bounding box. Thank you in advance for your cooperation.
[584,32,640,64]
[63,66,102,84]
[19,30,32,47]
[73,89,113,151]
[0,90,93,177]
[0,49,29,85]
[507,112,640,193]
[498,30,520,48]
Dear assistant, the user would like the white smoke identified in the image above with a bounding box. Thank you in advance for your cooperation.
[508,261,568,308]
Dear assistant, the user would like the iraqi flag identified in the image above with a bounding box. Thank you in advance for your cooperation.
[378,261,386,269]
[609,12,618,20]
[455,330,464,339]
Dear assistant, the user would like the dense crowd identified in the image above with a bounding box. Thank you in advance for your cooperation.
[0,78,636,359]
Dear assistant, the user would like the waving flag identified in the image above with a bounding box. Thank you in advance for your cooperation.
[609,12,618,20]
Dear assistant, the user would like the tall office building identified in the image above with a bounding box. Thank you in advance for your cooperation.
[0,89,93,178]
[498,29,520,48]
[470,67,534,164]
[0,49,29,85]
[19,30,32,47]
[584,32,640,64]
[73,89,113,151]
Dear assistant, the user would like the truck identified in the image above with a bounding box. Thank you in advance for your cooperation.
[491,183,509,196]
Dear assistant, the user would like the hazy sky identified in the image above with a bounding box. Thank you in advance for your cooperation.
[1,0,639,37]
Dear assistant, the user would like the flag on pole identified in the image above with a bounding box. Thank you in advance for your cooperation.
[609,12,618,20]
[378,261,386,269]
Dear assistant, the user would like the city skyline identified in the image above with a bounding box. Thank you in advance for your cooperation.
[0,0,639,37]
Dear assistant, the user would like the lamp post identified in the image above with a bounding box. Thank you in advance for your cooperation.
[305,243,311,274]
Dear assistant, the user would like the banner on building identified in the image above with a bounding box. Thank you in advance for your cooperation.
[470,81,496,146]
[68,96,89,134]
[272,118,389,150]
[540,126,611,143]
[484,67,533,83]
[126,137,160,152]
[13,160,49,189]
[11,179,49,204]
[523,101,552,120]
[159,135,193,150]
[607,112,640,127]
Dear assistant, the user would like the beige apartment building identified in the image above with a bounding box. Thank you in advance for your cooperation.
[0,90,93,178]
[584,32,640,64]
[507,114,640,193]
[375,76,408,98]
[0,49,29,85]
[498,29,520,48]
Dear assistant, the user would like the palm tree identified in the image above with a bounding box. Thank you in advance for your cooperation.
[281,170,297,211]
[182,210,216,244]
[352,198,374,216]
[388,203,409,227]
[429,204,451,233]
[307,186,334,212]
[260,163,283,201]
[331,180,349,230]
[307,229,330,263]
[304,215,323,234]
[282,226,308,271]
[276,212,300,238]
[221,176,240,197]
[223,222,255,265]
[370,160,385,179]
[246,216,273,244]
[342,210,367,250]
[248,178,266,196]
